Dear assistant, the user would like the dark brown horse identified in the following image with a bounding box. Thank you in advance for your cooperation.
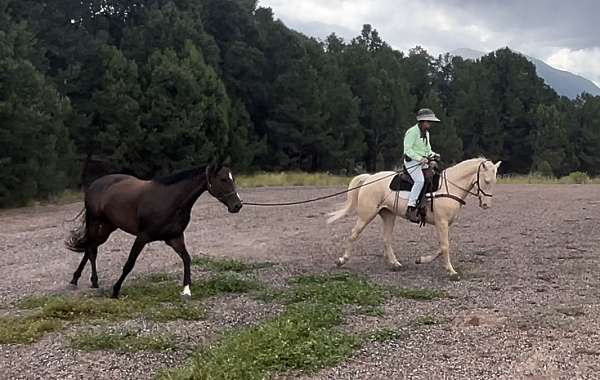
[65,162,242,299]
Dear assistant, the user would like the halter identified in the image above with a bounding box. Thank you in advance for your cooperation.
[205,167,238,202]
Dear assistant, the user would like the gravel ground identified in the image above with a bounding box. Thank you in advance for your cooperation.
[1,184,600,379]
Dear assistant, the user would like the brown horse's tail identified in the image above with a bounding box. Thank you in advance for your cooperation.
[65,208,88,252]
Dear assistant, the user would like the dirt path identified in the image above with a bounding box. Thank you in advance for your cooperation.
[1,184,600,379]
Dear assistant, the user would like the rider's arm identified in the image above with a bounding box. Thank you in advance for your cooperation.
[424,131,441,160]
[403,127,421,161]
[425,132,435,157]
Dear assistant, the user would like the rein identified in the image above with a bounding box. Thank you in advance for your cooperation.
[224,160,493,208]
[242,162,423,207]
[432,160,493,205]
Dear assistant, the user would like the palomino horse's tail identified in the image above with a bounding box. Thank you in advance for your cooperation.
[65,208,88,252]
[327,174,371,224]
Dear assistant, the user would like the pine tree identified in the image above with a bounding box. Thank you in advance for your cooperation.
[0,15,75,206]
[139,42,230,175]
[531,104,569,176]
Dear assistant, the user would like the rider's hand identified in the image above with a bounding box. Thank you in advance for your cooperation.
[432,153,441,160]
[420,157,429,165]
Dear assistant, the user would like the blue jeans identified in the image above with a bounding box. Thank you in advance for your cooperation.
[405,159,424,207]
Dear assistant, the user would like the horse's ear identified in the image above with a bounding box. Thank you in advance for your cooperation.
[222,155,232,167]
[208,158,220,175]
[214,157,225,173]
[495,161,502,169]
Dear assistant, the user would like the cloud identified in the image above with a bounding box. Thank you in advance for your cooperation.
[258,0,600,84]
[259,0,503,53]
[547,48,600,87]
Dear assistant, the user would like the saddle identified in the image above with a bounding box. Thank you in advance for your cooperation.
[389,166,440,224]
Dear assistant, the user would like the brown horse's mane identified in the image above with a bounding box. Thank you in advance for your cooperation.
[153,166,206,185]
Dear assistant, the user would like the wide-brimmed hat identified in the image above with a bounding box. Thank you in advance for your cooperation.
[416,108,440,122]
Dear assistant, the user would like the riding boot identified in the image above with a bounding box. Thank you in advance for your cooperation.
[405,206,420,223]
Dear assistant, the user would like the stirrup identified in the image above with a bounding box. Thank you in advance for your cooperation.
[405,207,420,223]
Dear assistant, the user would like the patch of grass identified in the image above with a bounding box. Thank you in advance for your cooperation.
[47,189,83,205]
[10,273,261,343]
[159,273,388,379]
[147,304,206,322]
[237,172,349,188]
[119,280,186,305]
[356,305,386,317]
[202,273,262,294]
[40,296,137,321]
[563,171,591,184]
[18,294,65,309]
[21,274,259,322]
[414,315,446,326]
[144,272,177,282]
[70,332,176,352]
[499,172,600,185]
[159,272,448,380]
[18,294,139,323]
[191,256,274,272]
[389,287,447,301]
[20,292,202,323]
[273,272,386,306]
[366,328,404,343]
[498,174,560,185]
[252,288,279,303]
[0,317,62,344]
[160,303,359,380]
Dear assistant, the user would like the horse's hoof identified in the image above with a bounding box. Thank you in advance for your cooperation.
[180,293,192,303]
[388,262,403,271]
[90,283,99,289]
[448,272,461,281]
[336,258,346,267]
[68,282,78,289]
[415,257,422,264]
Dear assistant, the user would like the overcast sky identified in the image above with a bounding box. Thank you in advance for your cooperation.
[258,0,600,86]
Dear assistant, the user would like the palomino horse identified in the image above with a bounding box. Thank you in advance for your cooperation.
[65,162,242,298]
[327,158,501,276]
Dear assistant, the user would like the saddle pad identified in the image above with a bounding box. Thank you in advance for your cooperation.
[389,173,413,192]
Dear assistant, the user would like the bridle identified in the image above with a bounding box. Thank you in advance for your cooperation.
[205,167,238,202]
[440,160,494,205]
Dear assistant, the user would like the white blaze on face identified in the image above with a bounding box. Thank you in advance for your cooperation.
[182,285,191,297]
[228,172,233,181]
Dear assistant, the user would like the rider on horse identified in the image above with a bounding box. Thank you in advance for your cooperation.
[404,108,441,222]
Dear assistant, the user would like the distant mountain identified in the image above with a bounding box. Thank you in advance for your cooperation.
[449,48,600,99]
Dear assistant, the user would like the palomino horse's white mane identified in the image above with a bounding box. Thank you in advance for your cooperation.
[445,157,490,174]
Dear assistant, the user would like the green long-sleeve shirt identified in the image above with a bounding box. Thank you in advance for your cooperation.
[403,124,435,161]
